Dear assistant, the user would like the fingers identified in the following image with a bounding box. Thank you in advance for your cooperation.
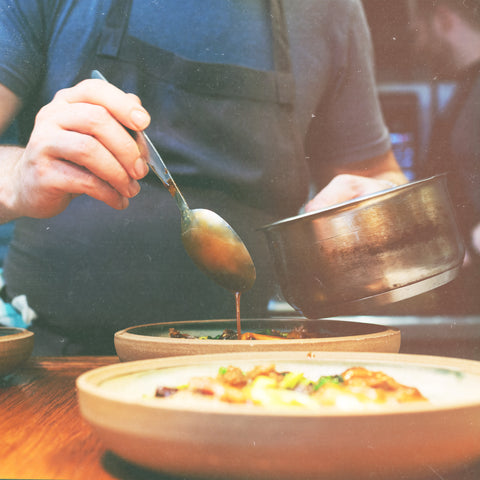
[13,152,129,220]
[44,100,149,180]
[17,79,153,217]
[46,158,131,211]
[44,129,141,200]
[54,79,151,131]
[28,79,154,209]
[51,81,151,180]
[33,104,142,199]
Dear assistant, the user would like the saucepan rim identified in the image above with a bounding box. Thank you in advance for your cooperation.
[260,174,447,231]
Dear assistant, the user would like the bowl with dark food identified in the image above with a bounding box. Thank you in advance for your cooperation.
[260,174,465,318]
[77,350,480,480]
[0,327,34,375]
[114,318,400,361]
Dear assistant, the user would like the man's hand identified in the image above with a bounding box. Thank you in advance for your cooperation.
[4,79,151,220]
[305,150,408,212]
[305,174,397,212]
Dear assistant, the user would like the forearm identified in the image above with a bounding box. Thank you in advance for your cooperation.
[0,84,26,223]
[0,145,25,223]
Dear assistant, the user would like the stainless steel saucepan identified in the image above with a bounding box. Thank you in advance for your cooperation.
[261,174,464,318]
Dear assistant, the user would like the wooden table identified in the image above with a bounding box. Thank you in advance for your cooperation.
[0,357,184,480]
[1,356,480,480]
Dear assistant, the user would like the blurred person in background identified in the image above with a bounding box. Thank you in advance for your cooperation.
[410,0,480,313]
[0,0,406,354]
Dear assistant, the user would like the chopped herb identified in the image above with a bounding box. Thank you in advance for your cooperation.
[313,375,343,391]
[279,372,307,389]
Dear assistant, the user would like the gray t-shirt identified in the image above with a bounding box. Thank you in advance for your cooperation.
[0,0,390,350]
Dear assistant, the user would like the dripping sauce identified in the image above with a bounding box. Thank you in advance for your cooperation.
[235,291,242,338]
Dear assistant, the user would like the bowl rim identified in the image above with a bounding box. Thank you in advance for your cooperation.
[114,318,401,345]
[0,327,33,342]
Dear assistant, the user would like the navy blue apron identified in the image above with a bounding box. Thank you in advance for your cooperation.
[79,0,308,214]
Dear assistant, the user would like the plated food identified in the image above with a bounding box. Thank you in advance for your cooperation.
[155,363,427,409]
[77,351,480,480]
[168,323,318,340]
[114,318,401,361]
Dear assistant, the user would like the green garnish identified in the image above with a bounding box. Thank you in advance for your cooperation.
[279,372,307,389]
[313,375,344,391]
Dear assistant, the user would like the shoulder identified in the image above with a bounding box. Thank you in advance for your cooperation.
[0,0,108,44]
[285,0,370,64]
[285,0,372,80]
[0,0,63,27]
[285,0,367,30]
[0,0,112,33]
[0,0,111,99]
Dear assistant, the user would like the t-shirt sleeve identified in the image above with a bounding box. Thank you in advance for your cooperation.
[306,0,391,183]
[0,0,49,99]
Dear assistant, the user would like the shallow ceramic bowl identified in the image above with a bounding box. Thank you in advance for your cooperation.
[114,318,401,361]
[0,327,34,375]
[77,351,480,480]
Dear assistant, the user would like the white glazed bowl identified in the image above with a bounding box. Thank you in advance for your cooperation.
[77,351,480,480]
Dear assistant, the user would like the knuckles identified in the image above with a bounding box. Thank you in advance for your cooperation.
[81,103,112,131]
[69,133,102,161]
[53,79,94,102]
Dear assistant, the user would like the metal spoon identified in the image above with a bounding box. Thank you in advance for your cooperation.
[91,70,256,293]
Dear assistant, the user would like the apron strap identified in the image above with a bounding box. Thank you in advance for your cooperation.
[269,0,291,73]
[96,0,294,104]
[268,0,294,104]
[98,0,133,58]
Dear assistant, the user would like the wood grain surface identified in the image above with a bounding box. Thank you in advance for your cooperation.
[1,356,480,480]
[0,357,183,480]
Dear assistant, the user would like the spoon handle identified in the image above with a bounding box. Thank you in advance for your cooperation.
[90,70,189,212]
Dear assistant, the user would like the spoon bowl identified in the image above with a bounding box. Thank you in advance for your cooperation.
[181,208,256,292]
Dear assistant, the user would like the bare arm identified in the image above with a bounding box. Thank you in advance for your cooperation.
[0,84,22,137]
[0,84,24,223]
[0,79,152,224]
[305,150,408,212]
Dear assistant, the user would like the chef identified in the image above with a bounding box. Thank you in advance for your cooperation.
[0,0,406,353]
